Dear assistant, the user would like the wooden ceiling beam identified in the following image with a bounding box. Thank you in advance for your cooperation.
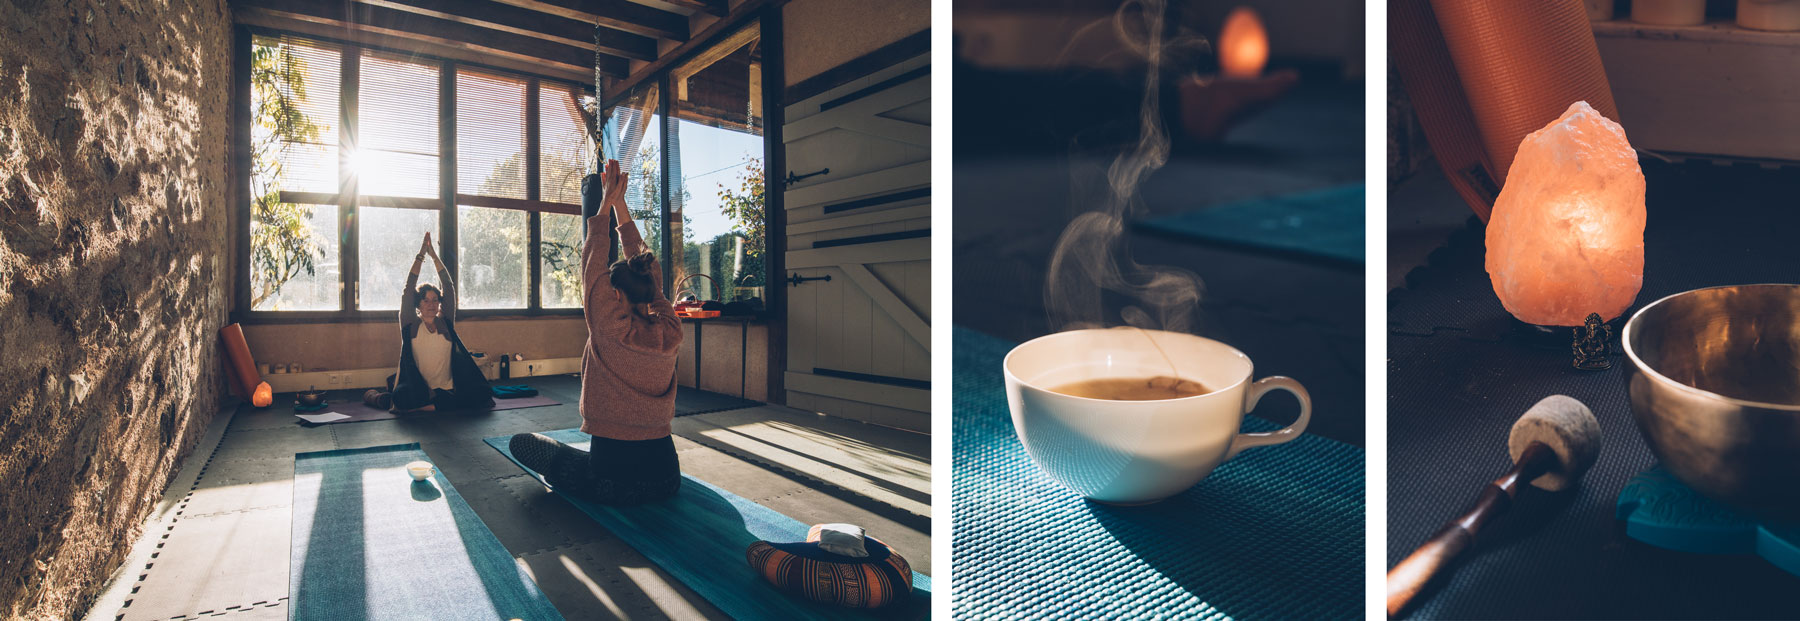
[606,0,769,104]
[238,11,598,84]
[358,0,657,61]
[633,0,727,17]
[489,0,689,42]
[234,0,627,80]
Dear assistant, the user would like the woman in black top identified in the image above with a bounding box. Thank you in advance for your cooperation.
[387,233,494,413]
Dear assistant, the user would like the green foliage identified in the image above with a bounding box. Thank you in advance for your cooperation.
[717,158,766,259]
[248,42,325,309]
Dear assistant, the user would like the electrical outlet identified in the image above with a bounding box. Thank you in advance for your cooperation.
[327,374,339,385]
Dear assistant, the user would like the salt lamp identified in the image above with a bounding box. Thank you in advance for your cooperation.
[1218,7,1268,78]
[1485,101,1644,327]
[253,382,273,408]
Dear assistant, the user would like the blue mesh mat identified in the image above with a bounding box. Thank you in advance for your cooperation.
[1133,184,1366,266]
[951,327,1365,619]
[291,443,563,621]
[483,429,931,619]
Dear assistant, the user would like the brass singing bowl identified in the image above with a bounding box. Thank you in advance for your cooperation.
[1623,284,1800,517]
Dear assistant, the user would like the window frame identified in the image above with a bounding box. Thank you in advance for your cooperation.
[234,8,781,325]
[234,26,593,323]
[601,13,780,316]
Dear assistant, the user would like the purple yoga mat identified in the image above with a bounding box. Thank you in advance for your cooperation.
[295,394,561,425]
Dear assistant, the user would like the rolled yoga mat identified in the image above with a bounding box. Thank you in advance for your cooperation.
[1393,0,1619,220]
[290,443,563,620]
[220,323,269,406]
[484,429,931,619]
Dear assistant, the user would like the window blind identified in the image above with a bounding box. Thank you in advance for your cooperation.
[358,50,439,200]
[255,35,340,195]
[456,69,529,200]
[539,84,592,205]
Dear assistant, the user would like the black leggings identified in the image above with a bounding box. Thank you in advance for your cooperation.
[510,432,680,505]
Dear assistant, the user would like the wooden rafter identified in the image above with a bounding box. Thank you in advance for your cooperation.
[359,0,657,61]
[489,0,689,41]
[635,0,728,18]
[671,24,759,100]
[234,0,627,81]
[606,0,772,105]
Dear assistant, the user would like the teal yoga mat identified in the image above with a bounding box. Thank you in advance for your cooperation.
[1133,184,1366,266]
[290,443,563,621]
[484,429,931,619]
[952,327,1364,619]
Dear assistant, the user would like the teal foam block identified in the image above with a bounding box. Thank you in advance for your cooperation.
[484,429,931,619]
[952,327,1365,619]
[1133,184,1366,266]
[1616,466,1800,577]
[291,443,563,621]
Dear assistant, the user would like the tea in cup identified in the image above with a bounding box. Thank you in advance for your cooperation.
[1003,327,1311,504]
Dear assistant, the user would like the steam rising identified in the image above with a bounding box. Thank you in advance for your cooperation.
[1045,0,1204,333]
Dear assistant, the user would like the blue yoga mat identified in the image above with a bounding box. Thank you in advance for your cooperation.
[484,429,931,619]
[291,443,563,621]
[1134,184,1366,265]
[952,327,1364,619]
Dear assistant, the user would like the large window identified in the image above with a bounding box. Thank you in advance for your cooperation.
[245,33,594,316]
[601,23,768,308]
[668,25,765,305]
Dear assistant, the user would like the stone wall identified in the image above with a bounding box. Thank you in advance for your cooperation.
[0,0,234,618]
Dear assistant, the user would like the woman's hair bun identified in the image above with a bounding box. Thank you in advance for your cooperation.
[627,251,655,273]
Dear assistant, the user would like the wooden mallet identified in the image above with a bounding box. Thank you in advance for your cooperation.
[1386,394,1602,617]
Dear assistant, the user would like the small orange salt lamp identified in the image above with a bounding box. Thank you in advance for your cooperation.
[253,382,273,408]
[1485,101,1645,327]
[1219,7,1269,78]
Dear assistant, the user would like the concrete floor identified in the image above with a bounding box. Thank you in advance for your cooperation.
[82,375,931,621]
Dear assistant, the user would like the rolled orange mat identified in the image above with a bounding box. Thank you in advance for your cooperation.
[220,323,262,400]
[1391,0,1500,219]
[1395,0,1618,220]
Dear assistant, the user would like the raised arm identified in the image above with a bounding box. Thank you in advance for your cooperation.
[609,170,648,259]
[401,235,428,325]
[424,238,454,323]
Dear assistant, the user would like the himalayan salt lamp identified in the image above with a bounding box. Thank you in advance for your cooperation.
[1218,7,1268,78]
[252,381,273,408]
[1486,101,1645,327]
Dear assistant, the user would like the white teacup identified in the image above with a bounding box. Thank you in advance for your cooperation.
[1003,327,1312,504]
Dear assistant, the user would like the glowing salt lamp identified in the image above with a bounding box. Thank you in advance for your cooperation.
[1219,7,1269,78]
[1485,101,1645,327]
[253,382,273,408]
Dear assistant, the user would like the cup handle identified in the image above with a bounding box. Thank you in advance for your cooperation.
[1225,376,1311,460]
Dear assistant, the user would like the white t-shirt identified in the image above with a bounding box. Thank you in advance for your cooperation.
[411,326,455,392]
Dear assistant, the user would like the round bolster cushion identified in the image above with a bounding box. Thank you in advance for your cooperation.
[746,534,913,608]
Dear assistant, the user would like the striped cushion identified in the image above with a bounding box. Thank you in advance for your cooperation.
[746,530,912,608]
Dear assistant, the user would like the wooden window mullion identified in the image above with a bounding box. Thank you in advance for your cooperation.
[440,59,457,284]
[527,79,542,310]
[340,44,360,313]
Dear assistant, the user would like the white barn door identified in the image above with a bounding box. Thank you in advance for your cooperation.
[782,54,930,432]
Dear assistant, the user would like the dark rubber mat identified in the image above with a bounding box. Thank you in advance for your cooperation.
[675,386,763,417]
[1387,161,1800,619]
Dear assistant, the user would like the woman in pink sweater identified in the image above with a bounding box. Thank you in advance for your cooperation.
[509,159,684,503]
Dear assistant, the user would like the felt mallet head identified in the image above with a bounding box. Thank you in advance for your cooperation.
[1508,394,1602,491]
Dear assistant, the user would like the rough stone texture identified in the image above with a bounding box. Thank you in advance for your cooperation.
[0,1,234,619]
[1485,101,1645,326]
